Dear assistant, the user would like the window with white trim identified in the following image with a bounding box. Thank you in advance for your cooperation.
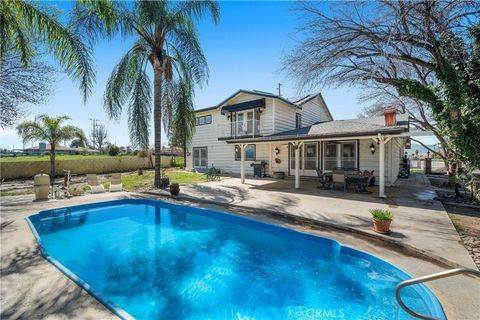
[235,144,256,161]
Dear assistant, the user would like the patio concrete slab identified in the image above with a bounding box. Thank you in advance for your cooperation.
[178,173,477,269]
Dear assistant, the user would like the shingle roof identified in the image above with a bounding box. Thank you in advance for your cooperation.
[195,89,296,113]
[226,114,409,143]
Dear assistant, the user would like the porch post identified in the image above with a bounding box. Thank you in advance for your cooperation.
[378,133,385,198]
[269,143,273,176]
[240,144,246,184]
[294,141,303,189]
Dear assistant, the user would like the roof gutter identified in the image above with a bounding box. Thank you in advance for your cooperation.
[224,128,407,144]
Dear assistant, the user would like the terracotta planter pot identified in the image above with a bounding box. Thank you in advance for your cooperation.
[170,184,180,196]
[373,219,392,234]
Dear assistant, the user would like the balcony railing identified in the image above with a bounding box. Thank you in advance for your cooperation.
[218,119,261,139]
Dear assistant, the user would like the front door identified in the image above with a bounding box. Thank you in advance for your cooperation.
[289,142,319,176]
[302,142,318,176]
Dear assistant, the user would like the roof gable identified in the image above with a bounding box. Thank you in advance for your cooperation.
[294,93,333,121]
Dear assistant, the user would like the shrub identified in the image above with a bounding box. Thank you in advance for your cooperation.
[169,182,180,195]
[137,149,150,158]
[107,144,121,156]
[369,209,393,221]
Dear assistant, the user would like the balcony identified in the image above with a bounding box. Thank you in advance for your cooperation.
[218,119,262,139]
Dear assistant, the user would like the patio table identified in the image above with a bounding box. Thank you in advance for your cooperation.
[320,172,370,193]
[345,174,370,193]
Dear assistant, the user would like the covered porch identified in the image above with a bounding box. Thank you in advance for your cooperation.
[232,132,407,198]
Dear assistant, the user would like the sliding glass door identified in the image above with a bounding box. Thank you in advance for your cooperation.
[323,141,357,171]
[193,147,208,169]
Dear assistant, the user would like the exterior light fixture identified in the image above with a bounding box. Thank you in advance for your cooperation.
[274,147,280,155]
[370,143,376,154]
[405,138,411,149]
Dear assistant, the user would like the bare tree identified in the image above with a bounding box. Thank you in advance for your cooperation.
[356,83,447,159]
[0,53,56,128]
[283,0,479,173]
[91,124,108,152]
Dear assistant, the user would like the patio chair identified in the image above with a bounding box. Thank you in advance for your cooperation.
[317,169,331,189]
[109,173,123,192]
[362,170,375,186]
[331,170,346,192]
[87,174,105,193]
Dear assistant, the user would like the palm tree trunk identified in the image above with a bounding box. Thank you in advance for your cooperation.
[153,68,162,188]
[183,139,187,170]
[50,145,56,188]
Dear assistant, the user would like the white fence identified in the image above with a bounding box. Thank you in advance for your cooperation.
[410,159,446,170]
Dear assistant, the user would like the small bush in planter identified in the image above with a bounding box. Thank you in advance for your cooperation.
[369,209,393,234]
[170,182,180,195]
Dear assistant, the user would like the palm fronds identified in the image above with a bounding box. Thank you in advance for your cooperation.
[1,0,96,102]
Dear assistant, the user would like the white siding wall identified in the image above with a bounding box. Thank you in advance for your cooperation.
[273,101,297,133]
[299,96,331,126]
[358,137,404,186]
[260,98,273,135]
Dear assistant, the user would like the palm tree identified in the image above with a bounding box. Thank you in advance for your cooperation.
[17,115,87,182]
[104,1,219,188]
[0,0,117,101]
[170,80,197,168]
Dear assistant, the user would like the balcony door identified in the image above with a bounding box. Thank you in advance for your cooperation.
[232,110,260,137]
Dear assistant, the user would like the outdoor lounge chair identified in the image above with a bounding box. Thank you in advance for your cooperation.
[109,173,122,192]
[87,174,105,193]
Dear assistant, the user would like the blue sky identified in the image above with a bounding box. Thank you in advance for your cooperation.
[0,1,436,149]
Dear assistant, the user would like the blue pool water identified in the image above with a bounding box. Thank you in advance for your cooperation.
[28,199,445,320]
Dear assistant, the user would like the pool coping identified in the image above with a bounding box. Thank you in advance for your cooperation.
[26,198,446,320]
[142,190,470,270]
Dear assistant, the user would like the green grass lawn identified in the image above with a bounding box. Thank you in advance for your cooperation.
[120,170,206,191]
[0,188,35,197]
[0,154,139,162]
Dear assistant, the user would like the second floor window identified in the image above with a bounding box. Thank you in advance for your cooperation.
[296,113,302,129]
[196,115,212,126]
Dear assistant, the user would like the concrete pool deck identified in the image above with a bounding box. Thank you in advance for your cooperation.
[1,184,479,319]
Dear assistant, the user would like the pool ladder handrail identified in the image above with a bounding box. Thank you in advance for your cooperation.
[395,267,480,320]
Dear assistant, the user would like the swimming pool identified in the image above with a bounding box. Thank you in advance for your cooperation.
[28,199,445,320]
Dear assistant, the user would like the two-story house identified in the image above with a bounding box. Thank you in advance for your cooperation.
[186,89,410,197]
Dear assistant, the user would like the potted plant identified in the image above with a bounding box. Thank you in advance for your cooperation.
[369,209,393,234]
[170,182,180,196]
[159,169,170,188]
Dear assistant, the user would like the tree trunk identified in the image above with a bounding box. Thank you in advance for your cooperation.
[153,68,163,188]
[447,159,461,197]
[50,145,56,188]
[183,139,187,170]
